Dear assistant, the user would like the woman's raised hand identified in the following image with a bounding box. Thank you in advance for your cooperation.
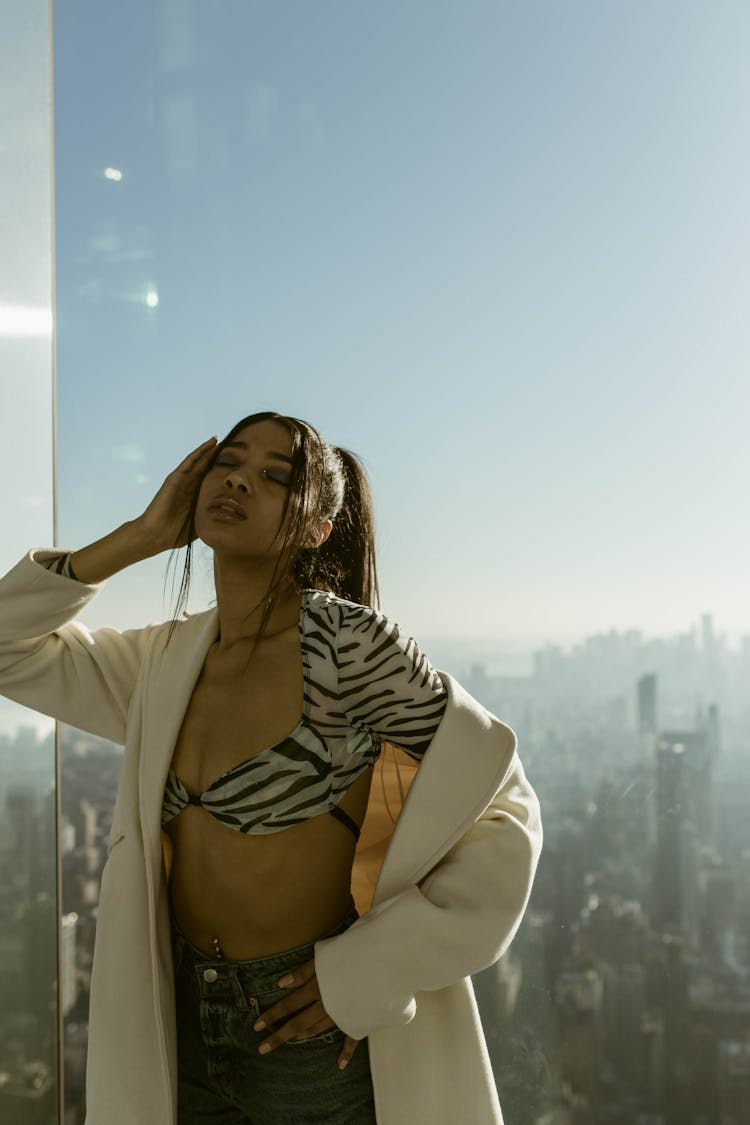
[134,437,218,553]
[66,438,219,584]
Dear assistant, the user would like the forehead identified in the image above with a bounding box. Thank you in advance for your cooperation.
[229,419,294,452]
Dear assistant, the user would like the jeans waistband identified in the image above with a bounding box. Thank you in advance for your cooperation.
[170,897,358,981]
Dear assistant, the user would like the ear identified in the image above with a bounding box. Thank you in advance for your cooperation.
[315,519,333,548]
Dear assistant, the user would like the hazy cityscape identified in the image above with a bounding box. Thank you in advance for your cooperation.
[1,612,749,1123]
[6,1,750,1122]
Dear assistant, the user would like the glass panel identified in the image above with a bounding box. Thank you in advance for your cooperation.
[0,3,57,1123]
[53,4,750,1124]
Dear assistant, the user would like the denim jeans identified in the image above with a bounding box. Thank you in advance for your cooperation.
[170,898,377,1124]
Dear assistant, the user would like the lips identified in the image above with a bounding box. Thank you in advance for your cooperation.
[208,495,247,519]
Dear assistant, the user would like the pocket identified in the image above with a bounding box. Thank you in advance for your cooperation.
[286,1024,344,1047]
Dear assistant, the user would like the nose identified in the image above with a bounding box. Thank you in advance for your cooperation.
[223,469,250,493]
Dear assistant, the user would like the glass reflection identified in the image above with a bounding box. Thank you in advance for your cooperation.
[0,726,57,1122]
[0,3,57,1121]
[58,728,123,1117]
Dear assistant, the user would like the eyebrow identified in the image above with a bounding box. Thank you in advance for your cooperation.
[224,441,293,464]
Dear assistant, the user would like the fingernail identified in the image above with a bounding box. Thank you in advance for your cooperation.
[254,1021,265,1032]
[278,975,294,987]
[338,1058,348,1070]
[259,1043,271,1055]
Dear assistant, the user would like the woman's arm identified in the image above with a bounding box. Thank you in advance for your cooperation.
[0,436,219,740]
[253,609,522,1057]
[67,518,159,584]
[66,434,219,582]
[0,541,154,742]
[333,600,448,758]
[313,741,543,1041]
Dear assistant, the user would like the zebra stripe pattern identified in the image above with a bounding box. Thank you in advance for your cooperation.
[162,589,448,835]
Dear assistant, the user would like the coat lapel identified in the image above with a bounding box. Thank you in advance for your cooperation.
[138,608,219,873]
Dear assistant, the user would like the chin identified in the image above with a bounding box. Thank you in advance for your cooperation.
[193,515,231,550]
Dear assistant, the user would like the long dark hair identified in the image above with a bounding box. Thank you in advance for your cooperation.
[164,412,379,648]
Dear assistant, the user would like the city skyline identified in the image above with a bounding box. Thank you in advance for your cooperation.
[4,608,748,1122]
[0,603,744,741]
[3,392,749,1121]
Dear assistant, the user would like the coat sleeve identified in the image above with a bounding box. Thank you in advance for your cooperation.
[0,549,154,744]
[313,745,543,1040]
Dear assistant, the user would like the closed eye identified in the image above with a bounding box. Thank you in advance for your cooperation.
[263,468,291,486]
[214,455,290,486]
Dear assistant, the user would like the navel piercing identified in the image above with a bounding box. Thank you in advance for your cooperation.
[211,936,225,960]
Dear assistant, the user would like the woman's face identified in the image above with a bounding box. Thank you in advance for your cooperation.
[194,419,297,559]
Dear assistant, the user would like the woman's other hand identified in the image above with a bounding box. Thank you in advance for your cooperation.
[253,957,360,1070]
[134,437,218,552]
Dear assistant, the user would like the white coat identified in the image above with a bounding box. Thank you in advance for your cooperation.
[0,550,543,1124]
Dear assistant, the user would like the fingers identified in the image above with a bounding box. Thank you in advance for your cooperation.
[338,1036,360,1070]
[176,437,217,473]
[254,958,344,1059]
[256,1001,335,1054]
[253,964,319,1038]
[277,961,316,989]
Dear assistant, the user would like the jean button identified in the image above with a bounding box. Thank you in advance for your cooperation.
[203,968,218,983]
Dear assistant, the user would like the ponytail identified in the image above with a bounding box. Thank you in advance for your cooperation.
[291,447,379,609]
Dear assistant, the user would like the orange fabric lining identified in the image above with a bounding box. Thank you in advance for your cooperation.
[350,742,419,915]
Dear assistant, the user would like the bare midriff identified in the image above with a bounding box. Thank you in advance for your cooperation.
[163,624,373,960]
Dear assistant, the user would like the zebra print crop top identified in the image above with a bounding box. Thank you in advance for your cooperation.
[41,552,448,841]
[159,589,448,839]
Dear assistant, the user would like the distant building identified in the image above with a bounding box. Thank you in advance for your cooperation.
[637,674,658,738]
[653,730,714,945]
[61,912,79,1017]
[554,966,604,1106]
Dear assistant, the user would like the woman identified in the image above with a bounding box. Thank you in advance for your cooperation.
[0,411,543,1125]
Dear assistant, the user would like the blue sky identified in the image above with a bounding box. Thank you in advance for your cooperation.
[43,1,750,651]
